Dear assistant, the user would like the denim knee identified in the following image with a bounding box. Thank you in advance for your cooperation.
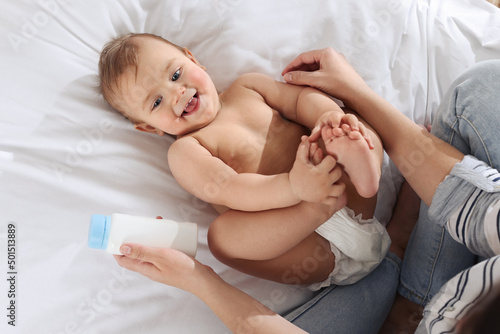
[433,59,500,166]
[453,59,500,88]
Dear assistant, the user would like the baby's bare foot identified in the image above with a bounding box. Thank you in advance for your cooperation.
[321,125,380,198]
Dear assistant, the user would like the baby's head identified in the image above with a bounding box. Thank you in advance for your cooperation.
[98,33,220,136]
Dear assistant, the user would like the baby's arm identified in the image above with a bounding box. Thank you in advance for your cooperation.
[237,73,343,130]
[168,136,297,211]
[168,136,341,212]
[243,72,371,141]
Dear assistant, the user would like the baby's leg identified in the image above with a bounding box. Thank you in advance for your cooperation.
[214,230,335,285]
[208,200,339,261]
[208,202,338,284]
[321,118,382,198]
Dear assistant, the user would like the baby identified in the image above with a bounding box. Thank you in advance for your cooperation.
[98,33,390,289]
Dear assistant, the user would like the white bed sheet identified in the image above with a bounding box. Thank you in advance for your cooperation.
[1,0,499,333]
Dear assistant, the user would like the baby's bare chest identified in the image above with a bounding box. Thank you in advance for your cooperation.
[200,103,308,175]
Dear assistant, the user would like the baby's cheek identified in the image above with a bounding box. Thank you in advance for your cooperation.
[191,68,212,88]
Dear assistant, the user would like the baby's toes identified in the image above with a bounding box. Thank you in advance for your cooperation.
[347,130,363,140]
[332,127,345,137]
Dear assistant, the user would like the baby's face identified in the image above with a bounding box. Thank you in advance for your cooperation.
[116,37,221,136]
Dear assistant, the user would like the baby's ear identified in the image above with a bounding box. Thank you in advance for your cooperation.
[134,123,164,136]
[183,47,206,70]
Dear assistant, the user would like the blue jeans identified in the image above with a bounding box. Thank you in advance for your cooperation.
[286,60,500,332]
[399,59,500,305]
[285,252,401,334]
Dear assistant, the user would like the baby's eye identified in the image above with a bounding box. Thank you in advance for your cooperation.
[171,69,181,81]
[152,97,162,110]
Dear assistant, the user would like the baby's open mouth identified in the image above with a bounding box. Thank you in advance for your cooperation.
[183,92,199,116]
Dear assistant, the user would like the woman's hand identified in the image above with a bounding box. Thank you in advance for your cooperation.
[282,48,369,107]
[114,243,307,334]
[114,243,210,294]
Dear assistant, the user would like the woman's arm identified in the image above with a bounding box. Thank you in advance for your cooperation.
[114,244,306,334]
[283,48,464,206]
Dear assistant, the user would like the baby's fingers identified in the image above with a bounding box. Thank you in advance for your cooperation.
[309,126,322,142]
[328,164,344,185]
[321,182,346,205]
[309,142,324,165]
[296,136,312,163]
[317,155,337,174]
[318,157,343,186]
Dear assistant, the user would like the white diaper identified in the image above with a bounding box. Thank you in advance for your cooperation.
[308,207,391,291]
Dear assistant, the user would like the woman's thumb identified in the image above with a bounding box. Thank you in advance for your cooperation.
[120,243,149,261]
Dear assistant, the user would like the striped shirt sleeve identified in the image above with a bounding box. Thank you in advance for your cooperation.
[428,155,500,258]
[416,255,500,334]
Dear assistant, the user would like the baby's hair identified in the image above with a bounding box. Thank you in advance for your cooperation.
[97,33,183,118]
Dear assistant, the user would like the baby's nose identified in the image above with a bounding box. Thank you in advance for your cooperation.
[172,86,186,106]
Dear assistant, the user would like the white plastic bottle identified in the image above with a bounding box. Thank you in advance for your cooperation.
[88,213,198,257]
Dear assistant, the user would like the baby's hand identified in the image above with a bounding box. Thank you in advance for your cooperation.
[308,140,324,166]
[289,136,344,204]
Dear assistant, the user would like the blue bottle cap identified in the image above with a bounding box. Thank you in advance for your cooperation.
[88,215,111,250]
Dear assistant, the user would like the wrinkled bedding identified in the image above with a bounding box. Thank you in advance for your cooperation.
[1,0,499,332]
